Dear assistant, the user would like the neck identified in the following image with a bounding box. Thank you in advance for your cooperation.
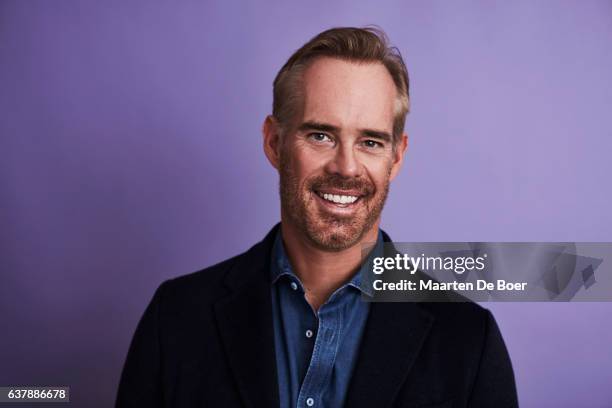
[280,219,379,311]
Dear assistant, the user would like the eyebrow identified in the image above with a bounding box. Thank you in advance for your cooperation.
[362,129,392,143]
[297,121,393,143]
[297,121,340,134]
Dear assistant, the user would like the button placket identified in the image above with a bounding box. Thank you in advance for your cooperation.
[295,303,344,408]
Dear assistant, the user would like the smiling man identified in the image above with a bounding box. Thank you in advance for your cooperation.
[117,27,518,408]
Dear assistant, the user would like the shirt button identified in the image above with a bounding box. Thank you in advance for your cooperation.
[305,329,314,338]
[290,282,298,291]
[306,397,315,406]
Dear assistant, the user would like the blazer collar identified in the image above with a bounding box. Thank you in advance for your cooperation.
[344,229,435,408]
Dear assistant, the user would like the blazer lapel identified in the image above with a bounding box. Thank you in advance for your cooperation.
[345,231,435,408]
[213,226,280,408]
[345,301,434,408]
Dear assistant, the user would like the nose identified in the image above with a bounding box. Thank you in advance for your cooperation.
[325,143,360,178]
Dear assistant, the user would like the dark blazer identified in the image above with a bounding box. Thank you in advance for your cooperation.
[116,224,518,408]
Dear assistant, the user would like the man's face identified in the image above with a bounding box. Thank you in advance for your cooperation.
[269,57,406,251]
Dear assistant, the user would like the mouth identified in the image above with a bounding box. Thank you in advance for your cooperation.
[314,189,363,208]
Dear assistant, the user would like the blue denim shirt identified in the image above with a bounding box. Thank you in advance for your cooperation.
[270,230,381,408]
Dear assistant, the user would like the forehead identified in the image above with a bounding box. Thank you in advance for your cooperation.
[300,57,397,133]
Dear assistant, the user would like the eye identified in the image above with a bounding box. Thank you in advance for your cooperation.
[308,133,332,143]
[362,139,384,149]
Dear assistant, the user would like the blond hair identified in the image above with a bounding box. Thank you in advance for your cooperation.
[272,26,410,142]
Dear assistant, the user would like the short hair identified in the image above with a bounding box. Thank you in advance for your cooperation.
[272,26,410,143]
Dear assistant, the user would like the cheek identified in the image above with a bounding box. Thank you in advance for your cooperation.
[291,147,328,183]
[362,156,393,185]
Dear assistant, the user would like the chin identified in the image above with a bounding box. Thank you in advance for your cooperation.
[305,220,367,251]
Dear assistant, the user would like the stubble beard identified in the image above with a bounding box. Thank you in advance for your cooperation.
[279,153,391,251]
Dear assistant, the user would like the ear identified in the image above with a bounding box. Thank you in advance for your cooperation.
[389,132,408,181]
[262,115,282,170]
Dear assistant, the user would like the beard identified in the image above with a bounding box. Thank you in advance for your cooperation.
[279,153,391,251]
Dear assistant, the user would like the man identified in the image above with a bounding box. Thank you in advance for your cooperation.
[117,27,518,408]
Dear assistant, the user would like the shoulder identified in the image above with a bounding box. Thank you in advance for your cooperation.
[416,300,502,363]
[152,224,280,307]
[421,300,492,330]
[159,254,242,302]
[400,267,496,338]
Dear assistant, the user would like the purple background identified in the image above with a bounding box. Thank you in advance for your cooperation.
[1,1,611,407]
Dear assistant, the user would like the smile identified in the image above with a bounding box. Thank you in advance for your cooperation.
[315,191,361,205]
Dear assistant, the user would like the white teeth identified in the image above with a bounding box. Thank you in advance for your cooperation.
[320,193,358,204]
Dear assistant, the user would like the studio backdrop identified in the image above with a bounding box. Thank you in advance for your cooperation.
[1,1,611,407]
